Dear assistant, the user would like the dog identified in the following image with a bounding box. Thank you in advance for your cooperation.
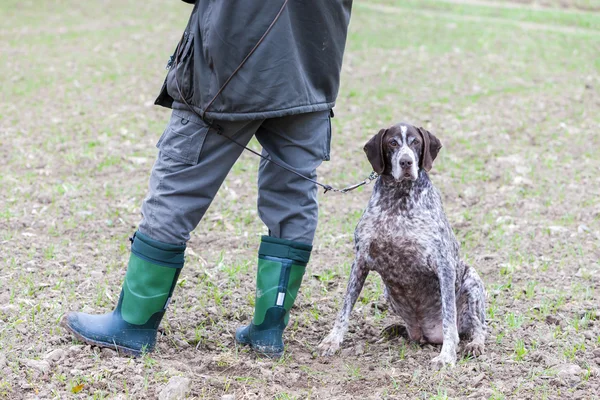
[318,123,487,368]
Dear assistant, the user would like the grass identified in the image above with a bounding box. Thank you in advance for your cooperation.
[1,0,599,398]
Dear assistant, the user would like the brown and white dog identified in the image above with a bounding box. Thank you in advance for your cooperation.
[319,123,487,368]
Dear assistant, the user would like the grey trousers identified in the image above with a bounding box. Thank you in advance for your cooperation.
[138,106,331,246]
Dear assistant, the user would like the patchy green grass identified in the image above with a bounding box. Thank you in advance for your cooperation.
[1,0,599,398]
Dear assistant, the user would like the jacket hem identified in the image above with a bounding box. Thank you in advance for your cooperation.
[167,101,336,122]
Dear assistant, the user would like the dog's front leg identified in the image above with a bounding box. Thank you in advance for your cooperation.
[430,261,459,369]
[319,257,369,356]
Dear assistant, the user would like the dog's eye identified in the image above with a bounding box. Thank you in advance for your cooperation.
[412,140,420,146]
[390,140,399,147]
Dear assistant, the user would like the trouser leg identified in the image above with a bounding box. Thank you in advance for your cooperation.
[235,110,331,358]
[254,110,331,244]
[138,108,262,245]
[63,107,266,355]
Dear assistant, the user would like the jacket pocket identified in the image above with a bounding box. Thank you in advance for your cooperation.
[156,110,208,165]
[166,32,195,102]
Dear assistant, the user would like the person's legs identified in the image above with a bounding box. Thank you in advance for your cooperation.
[235,110,331,357]
[62,108,263,355]
[255,110,331,244]
[139,109,262,245]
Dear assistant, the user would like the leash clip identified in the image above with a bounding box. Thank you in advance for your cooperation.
[325,171,379,194]
[323,185,334,194]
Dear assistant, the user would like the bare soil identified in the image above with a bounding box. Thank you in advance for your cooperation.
[1,0,599,399]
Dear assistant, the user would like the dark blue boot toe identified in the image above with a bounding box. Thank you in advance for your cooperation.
[234,322,284,358]
[61,310,160,356]
[235,325,251,345]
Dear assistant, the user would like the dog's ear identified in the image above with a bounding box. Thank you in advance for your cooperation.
[417,127,442,172]
[363,128,388,174]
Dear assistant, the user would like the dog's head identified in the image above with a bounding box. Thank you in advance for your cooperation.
[363,123,442,182]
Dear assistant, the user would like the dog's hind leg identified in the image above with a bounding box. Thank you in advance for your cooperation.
[319,257,369,356]
[457,264,487,356]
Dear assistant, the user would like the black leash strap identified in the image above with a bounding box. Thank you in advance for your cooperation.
[213,129,378,194]
[172,0,377,194]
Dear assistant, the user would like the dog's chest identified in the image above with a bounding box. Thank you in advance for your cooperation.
[356,185,455,269]
[359,204,440,259]
[362,213,446,325]
[355,188,451,289]
[360,213,438,281]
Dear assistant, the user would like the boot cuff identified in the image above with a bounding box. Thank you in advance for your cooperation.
[259,236,312,264]
[131,231,186,268]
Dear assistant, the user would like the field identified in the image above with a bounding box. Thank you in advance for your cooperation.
[1,0,600,398]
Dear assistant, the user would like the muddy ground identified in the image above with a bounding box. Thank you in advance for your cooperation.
[1,0,600,399]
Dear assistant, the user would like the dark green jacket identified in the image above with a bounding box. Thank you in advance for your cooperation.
[155,0,353,121]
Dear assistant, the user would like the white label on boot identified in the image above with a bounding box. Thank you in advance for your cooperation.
[276,292,285,306]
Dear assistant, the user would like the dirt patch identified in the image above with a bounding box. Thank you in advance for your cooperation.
[1,0,599,398]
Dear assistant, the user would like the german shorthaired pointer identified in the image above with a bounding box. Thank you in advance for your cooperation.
[319,123,487,369]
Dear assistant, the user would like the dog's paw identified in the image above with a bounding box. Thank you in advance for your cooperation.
[464,341,485,357]
[318,333,343,356]
[430,352,456,370]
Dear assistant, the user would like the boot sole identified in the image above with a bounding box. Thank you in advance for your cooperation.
[235,337,283,359]
[60,316,144,357]
[250,345,284,359]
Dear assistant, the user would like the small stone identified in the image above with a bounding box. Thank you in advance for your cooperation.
[22,359,51,375]
[101,348,116,358]
[259,368,273,379]
[173,337,190,349]
[158,376,191,400]
[107,395,127,400]
[90,271,103,279]
[495,216,513,224]
[471,373,486,387]
[468,388,494,399]
[354,343,365,356]
[548,226,568,235]
[69,345,83,354]
[513,176,533,187]
[556,364,582,385]
[221,395,235,400]
[530,351,546,363]
[578,224,590,234]
[131,374,145,387]
[340,347,353,357]
[45,349,66,364]
[0,354,6,368]
[287,372,300,384]
[0,304,18,316]
[592,348,600,358]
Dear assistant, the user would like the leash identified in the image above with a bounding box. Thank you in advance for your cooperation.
[208,130,379,194]
[171,0,377,194]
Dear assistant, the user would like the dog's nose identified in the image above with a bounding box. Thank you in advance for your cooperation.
[399,155,413,169]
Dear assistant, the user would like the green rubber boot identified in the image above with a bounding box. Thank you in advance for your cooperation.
[235,236,311,358]
[61,231,185,356]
